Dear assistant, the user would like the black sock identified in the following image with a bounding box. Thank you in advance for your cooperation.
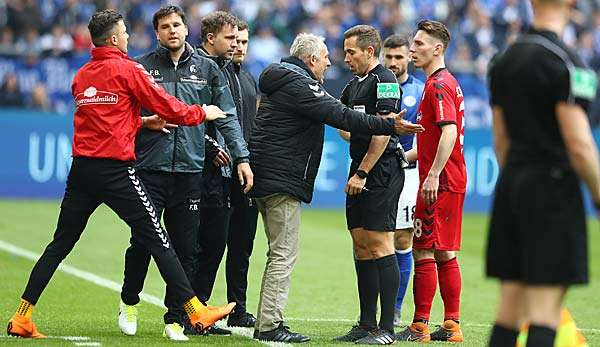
[376,254,399,333]
[488,324,519,347]
[526,325,556,347]
[356,259,379,328]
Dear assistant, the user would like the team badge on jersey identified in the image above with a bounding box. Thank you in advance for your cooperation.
[403,95,417,107]
[377,82,400,99]
[571,67,597,100]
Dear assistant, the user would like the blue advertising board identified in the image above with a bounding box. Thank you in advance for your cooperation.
[5,110,599,213]
[1,111,73,198]
[1,110,502,212]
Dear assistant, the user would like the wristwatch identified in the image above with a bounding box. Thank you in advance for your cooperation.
[356,169,368,179]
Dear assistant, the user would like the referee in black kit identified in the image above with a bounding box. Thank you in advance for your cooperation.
[334,25,404,344]
[486,0,599,346]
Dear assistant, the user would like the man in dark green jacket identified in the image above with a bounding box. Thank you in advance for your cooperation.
[117,6,252,341]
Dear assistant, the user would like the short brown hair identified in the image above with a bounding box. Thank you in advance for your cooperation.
[152,5,187,31]
[201,11,238,43]
[383,34,410,49]
[416,20,450,51]
[344,24,382,56]
[237,18,249,32]
[88,9,123,47]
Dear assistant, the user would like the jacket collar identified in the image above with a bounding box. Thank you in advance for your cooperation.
[198,45,231,69]
[91,46,129,61]
[155,42,194,65]
[526,26,560,42]
[279,56,318,81]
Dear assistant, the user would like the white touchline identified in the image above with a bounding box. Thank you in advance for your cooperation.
[3,239,598,342]
[0,334,102,346]
[0,335,89,340]
[285,317,600,333]
[0,240,282,346]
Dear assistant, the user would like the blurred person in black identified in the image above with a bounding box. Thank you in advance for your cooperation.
[0,73,24,107]
[250,32,423,343]
[487,0,600,346]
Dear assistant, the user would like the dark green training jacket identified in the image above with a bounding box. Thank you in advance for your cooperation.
[134,43,249,173]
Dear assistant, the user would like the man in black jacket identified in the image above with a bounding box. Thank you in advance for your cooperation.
[193,11,259,333]
[115,6,251,341]
[250,32,423,343]
[222,19,261,329]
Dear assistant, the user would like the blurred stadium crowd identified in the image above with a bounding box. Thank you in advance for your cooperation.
[1,0,600,125]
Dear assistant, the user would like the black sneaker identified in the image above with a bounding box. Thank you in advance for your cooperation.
[255,322,310,343]
[355,329,395,345]
[183,320,232,336]
[182,318,201,336]
[333,325,372,342]
[205,325,232,335]
[227,311,257,328]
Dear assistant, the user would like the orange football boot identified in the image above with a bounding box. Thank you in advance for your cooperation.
[430,320,464,343]
[395,321,431,342]
[7,316,46,339]
[188,302,236,332]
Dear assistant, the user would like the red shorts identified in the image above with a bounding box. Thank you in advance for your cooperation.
[413,190,464,251]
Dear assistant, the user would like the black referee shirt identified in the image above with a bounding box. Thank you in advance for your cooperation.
[489,27,598,167]
[341,64,402,162]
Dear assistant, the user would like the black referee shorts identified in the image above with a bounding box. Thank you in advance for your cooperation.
[346,155,404,232]
[486,165,588,285]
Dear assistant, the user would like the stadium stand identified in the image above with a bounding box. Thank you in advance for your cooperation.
[0,0,599,124]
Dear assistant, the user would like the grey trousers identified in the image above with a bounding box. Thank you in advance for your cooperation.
[254,193,301,332]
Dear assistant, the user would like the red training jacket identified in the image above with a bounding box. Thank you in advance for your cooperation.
[71,46,205,161]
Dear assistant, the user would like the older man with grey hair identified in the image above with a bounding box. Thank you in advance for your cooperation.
[249,32,423,343]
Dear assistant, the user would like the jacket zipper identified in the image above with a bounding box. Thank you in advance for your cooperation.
[232,70,244,133]
[303,152,312,180]
[171,64,178,172]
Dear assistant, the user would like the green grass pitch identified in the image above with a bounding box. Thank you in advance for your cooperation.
[0,199,598,346]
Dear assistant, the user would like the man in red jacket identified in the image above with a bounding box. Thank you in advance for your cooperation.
[7,9,234,339]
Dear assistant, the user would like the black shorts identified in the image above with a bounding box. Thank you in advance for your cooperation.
[486,165,588,285]
[346,155,404,231]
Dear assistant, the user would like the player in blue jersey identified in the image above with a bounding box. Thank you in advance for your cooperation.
[382,33,424,326]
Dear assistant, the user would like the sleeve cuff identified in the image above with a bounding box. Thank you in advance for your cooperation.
[235,157,250,165]
[437,120,456,126]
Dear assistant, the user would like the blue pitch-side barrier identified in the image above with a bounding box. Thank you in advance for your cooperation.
[1,110,597,213]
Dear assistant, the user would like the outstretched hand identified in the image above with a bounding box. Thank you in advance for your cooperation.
[142,114,178,134]
[202,104,226,121]
[383,109,425,135]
